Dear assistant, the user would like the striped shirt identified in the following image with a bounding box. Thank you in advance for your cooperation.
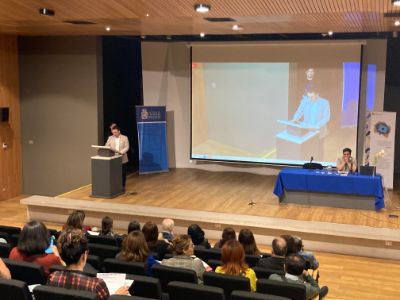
[48,270,110,300]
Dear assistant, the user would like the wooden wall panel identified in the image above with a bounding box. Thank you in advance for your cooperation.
[0,35,21,201]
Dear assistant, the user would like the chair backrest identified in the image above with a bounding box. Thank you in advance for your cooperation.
[231,290,290,300]
[203,271,250,300]
[245,255,260,268]
[3,258,46,285]
[257,279,307,300]
[87,255,101,270]
[126,274,163,300]
[0,242,12,258]
[33,285,99,300]
[88,235,118,247]
[0,232,10,243]
[168,281,225,300]
[194,247,221,262]
[152,264,198,292]
[0,278,33,300]
[0,225,21,236]
[109,295,159,300]
[253,267,285,279]
[103,258,146,276]
[88,244,119,262]
[207,259,221,271]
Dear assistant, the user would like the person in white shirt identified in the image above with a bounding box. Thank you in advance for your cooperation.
[105,125,130,189]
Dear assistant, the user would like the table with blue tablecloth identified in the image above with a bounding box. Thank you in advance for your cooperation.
[273,168,384,210]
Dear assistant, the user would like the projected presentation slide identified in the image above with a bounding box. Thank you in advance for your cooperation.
[191,43,363,166]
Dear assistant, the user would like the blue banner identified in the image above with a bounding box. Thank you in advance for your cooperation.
[136,106,169,174]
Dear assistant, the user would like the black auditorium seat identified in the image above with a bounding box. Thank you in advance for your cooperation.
[87,234,119,247]
[194,247,221,262]
[0,242,12,258]
[0,278,33,300]
[88,244,119,263]
[152,264,198,293]
[3,258,46,285]
[257,279,307,300]
[103,258,146,276]
[0,225,21,236]
[245,254,260,268]
[231,290,290,300]
[33,285,98,300]
[168,281,225,300]
[207,259,221,271]
[253,267,285,279]
[126,274,164,300]
[203,271,250,300]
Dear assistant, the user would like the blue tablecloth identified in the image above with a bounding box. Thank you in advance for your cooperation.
[273,168,385,210]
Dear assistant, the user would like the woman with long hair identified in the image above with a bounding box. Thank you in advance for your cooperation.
[215,240,257,291]
[117,231,158,276]
[99,216,115,237]
[187,224,210,248]
[214,227,236,249]
[141,221,170,259]
[238,229,261,256]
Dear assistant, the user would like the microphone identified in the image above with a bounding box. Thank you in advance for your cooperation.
[310,156,314,164]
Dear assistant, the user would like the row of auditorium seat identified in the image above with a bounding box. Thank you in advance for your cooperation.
[1,258,305,300]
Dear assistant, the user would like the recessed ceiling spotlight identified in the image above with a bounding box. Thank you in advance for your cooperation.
[146,13,150,17]
[200,32,205,38]
[39,8,55,16]
[328,30,334,36]
[105,25,111,31]
[194,4,211,13]
[232,24,243,31]
[395,20,400,26]
[393,0,400,7]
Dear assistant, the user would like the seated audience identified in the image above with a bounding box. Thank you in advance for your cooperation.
[128,220,141,233]
[142,221,170,259]
[116,231,158,276]
[215,240,257,292]
[187,224,210,248]
[160,218,174,242]
[9,220,62,276]
[214,227,236,249]
[99,216,115,237]
[162,234,205,283]
[0,258,11,279]
[256,237,287,272]
[64,210,91,232]
[294,236,319,270]
[269,254,328,300]
[238,229,261,256]
[280,234,297,256]
[48,229,129,300]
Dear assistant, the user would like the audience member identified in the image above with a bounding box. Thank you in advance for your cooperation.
[238,229,261,256]
[214,227,236,249]
[269,254,328,300]
[99,216,115,237]
[9,220,62,276]
[117,231,158,276]
[142,221,170,259]
[162,234,205,283]
[187,224,210,248]
[48,229,129,299]
[280,234,297,256]
[64,210,91,232]
[215,240,257,292]
[256,237,287,272]
[128,220,141,233]
[0,258,11,279]
[294,236,319,270]
[161,218,174,242]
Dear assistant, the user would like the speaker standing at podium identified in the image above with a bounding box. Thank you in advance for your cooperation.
[105,125,130,189]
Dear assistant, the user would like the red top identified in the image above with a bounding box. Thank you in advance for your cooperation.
[9,247,62,277]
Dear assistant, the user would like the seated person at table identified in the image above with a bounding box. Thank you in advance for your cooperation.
[269,254,328,300]
[48,229,129,300]
[337,148,357,172]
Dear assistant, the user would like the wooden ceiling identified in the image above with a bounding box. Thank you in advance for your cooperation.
[1,0,400,36]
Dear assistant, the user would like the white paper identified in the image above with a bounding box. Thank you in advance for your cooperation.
[97,273,133,295]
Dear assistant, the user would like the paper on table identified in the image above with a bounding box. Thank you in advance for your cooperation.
[97,273,133,295]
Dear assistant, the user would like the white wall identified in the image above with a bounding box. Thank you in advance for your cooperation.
[141,40,387,174]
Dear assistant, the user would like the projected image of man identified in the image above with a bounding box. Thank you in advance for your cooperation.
[291,83,330,129]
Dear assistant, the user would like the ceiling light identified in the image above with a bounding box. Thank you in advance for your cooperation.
[232,24,243,31]
[146,13,150,17]
[200,32,205,38]
[105,25,111,31]
[194,4,211,13]
[39,8,55,16]
[393,0,400,6]
[395,20,400,26]
[328,30,333,36]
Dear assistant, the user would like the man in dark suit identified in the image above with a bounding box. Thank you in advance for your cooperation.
[256,237,287,272]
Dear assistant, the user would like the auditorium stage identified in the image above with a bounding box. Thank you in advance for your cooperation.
[21,168,400,259]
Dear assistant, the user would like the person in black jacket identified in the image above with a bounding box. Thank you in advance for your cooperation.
[256,237,287,272]
[187,224,210,248]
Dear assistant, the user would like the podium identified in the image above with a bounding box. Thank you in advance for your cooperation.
[91,146,123,198]
[275,120,322,160]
